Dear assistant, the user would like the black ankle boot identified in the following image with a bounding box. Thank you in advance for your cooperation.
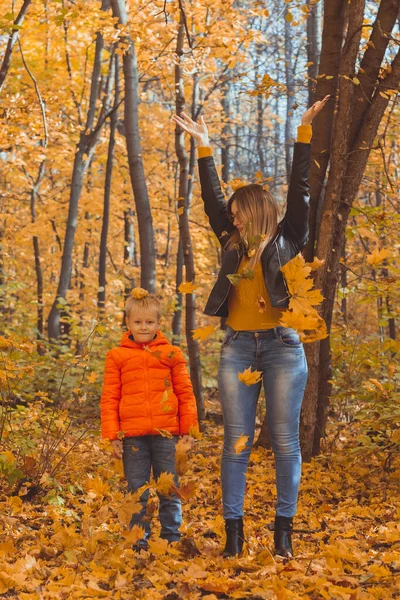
[274,516,293,558]
[223,518,244,557]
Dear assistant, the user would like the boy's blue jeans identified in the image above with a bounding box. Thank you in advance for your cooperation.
[122,435,182,542]
[218,326,308,519]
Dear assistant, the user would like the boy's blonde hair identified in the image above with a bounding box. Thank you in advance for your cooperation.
[125,289,162,319]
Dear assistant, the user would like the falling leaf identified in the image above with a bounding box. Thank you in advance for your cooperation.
[229,177,249,191]
[179,281,198,294]
[177,206,184,216]
[234,434,249,454]
[118,497,142,526]
[148,537,169,555]
[279,254,328,343]
[308,257,325,270]
[192,325,217,341]
[189,423,202,439]
[156,472,176,497]
[176,479,197,500]
[155,428,173,438]
[238,366,263,386]
[122,525,146,546]
[257,295,267,312]
[116,430,125,440]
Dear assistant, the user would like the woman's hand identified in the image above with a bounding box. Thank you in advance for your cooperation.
[172,112,210,146]
[111,439,123,459]
[301,95,330,126]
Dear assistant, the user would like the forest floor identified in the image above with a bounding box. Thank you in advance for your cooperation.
[1,399,399,600]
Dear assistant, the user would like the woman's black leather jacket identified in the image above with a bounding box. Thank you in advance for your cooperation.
[198,142,311,317]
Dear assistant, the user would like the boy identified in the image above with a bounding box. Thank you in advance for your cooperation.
[101,288,198,550]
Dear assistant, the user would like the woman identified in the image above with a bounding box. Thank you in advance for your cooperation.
[173,96,329,558]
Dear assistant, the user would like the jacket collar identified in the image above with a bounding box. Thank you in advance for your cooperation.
[120,330,169,349]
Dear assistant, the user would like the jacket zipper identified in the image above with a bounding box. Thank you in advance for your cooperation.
[274,239,290,298]
[143,348,152,434]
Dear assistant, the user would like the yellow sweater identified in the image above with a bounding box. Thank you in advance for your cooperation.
[199,124,312,331]
[225,258,283,330]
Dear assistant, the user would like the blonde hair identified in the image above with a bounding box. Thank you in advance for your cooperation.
[226,184,279,265]
[125,290,162,319]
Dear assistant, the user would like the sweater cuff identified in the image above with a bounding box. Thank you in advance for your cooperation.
[297,125,312,144]
[198,146,213,158]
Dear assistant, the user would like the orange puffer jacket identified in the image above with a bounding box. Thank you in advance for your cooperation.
[101,331,198,440]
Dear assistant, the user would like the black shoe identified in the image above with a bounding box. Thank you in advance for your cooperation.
[274,516,293,558]
[132,538,149,552]
[223,518,245,558]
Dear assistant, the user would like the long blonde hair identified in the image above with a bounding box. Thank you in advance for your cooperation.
[226,184,279,266]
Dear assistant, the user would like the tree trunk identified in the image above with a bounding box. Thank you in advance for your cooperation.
[284,7,295,183]
[30,159,46,352]
[0,0,32,94]
[98,54,119,313]
[174,10,205,422]
[221,80,233,184]
[110,0,156,293]
[301,0,400,460]
[306,0,322,106]
[48,8,113,340]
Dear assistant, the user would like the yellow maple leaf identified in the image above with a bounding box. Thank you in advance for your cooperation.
[87,371,97,384]
[176,479,197,500]
[189,423,202,439]
[229,177,249,191]
[122,525,145,546]
[238,366,263,386]
[156,472,176,497]
[308,257,325,270]
[234,434,249,454]
[175,436,192,476]
[192,325,217,341]
[366,248,389,266]
[148,537,169,556]
[118,497,142,526]
[179,281,198,294]
[155,428,173,438]
[279,254,328,343]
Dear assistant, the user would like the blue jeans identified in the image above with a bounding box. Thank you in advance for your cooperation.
[218,326,308,519]
[122,435,182,542]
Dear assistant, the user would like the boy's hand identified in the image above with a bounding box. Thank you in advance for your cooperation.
[301,95,330,125]
[111,439,123,459]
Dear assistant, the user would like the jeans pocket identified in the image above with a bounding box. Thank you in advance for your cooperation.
[221,328,239,348]
[277,327,302,348]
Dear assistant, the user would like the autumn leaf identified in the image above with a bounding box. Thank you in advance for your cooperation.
[87,371,97,384]
[176,479,197,500]
[118,496,142,526]
[189,423,202,439]
[279,254,328,343]
[155,428,173,438]
[192,325,217,341]
[179,281,198,294]
[366,248,389,266]
[122,525,145,546]
[234,434,249,454]
[148,537,169,555]
[229,177,249,190]
[238,366,263,386]
[156,472,176,496]
[175,436,192,475]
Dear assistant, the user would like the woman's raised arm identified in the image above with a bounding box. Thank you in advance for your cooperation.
[172,112,210,147]
[173,112,234,244]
